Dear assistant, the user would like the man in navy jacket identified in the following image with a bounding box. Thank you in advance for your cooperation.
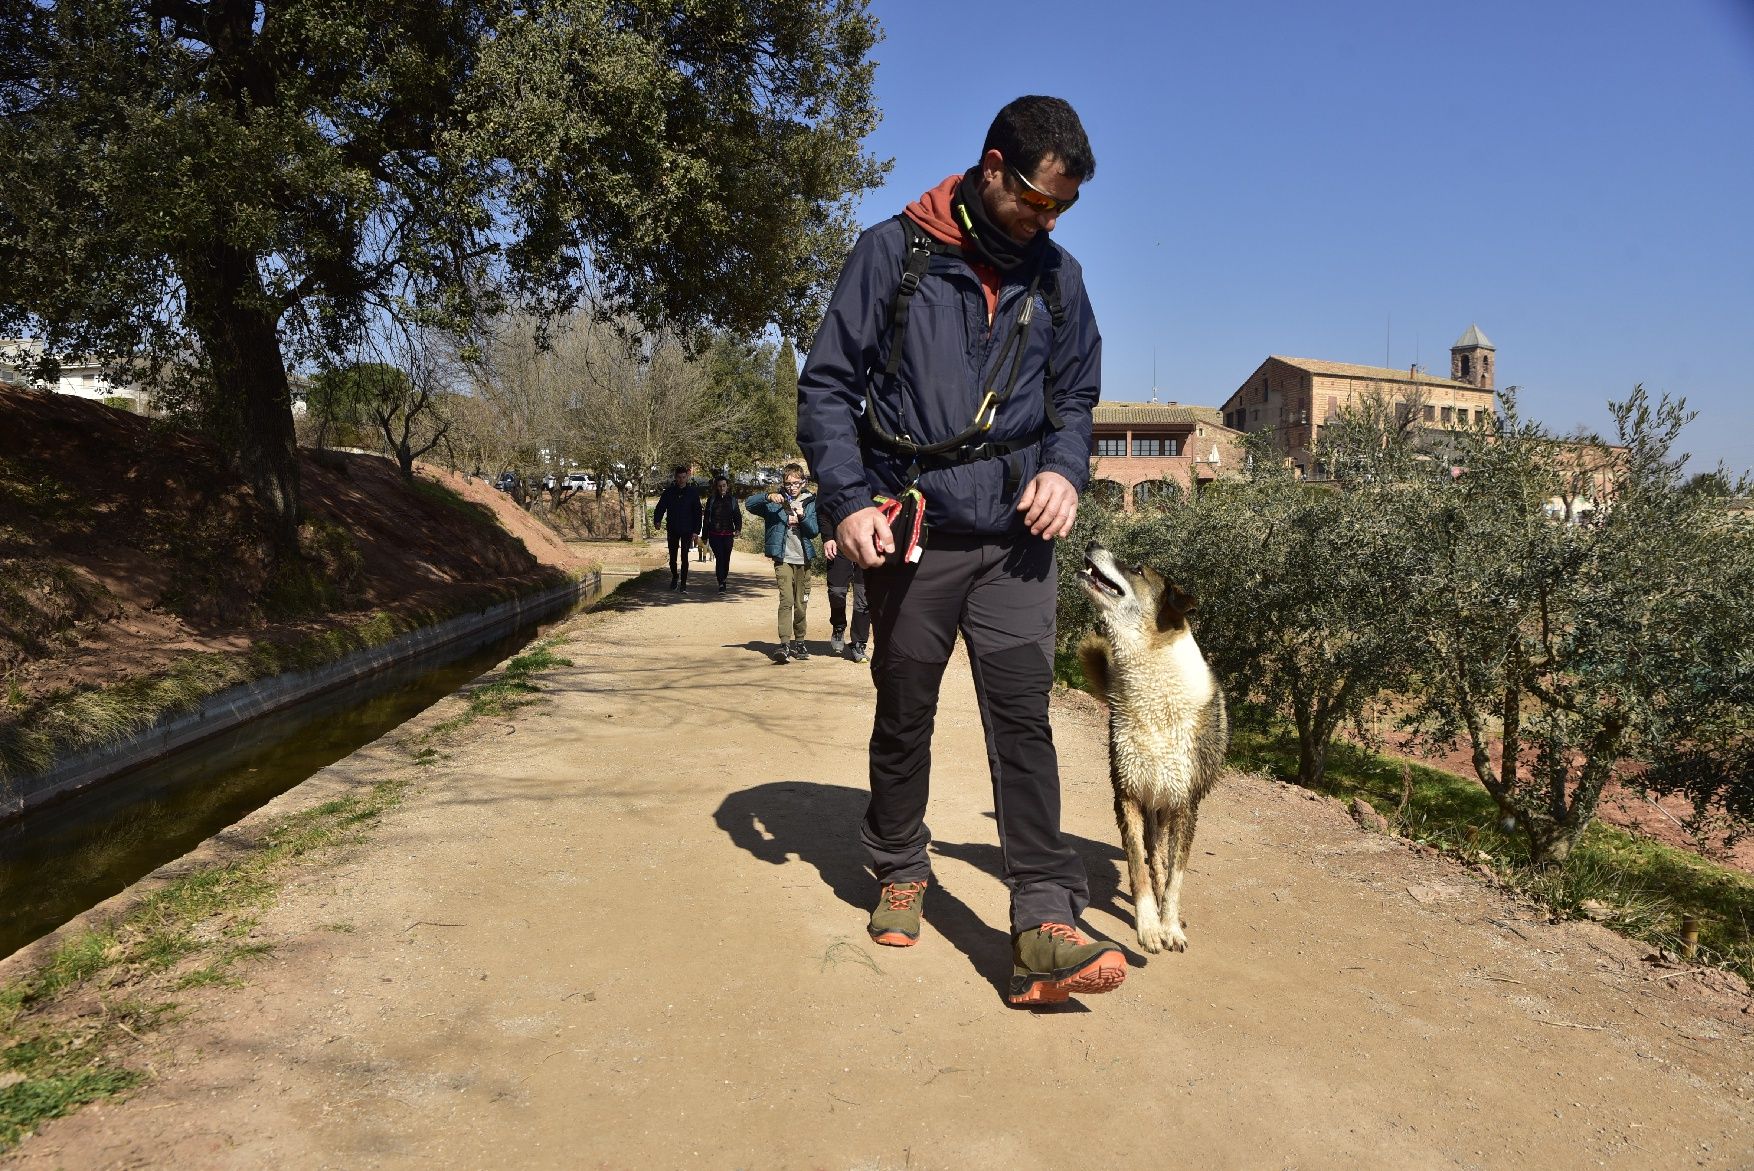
[797,96,1121,1006]
[651,465,703,591]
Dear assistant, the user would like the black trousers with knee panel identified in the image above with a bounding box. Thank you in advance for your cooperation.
[860,531,1088,934]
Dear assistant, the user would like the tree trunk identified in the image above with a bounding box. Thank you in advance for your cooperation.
[1525,820,1573,868]
[178,244,301,555]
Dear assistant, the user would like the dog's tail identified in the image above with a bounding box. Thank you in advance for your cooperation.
[1077,634,1112,702]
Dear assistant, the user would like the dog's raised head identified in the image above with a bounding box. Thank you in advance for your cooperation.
[1078,541,1198,646]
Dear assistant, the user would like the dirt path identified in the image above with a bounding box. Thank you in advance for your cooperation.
[9,544,1752,1170]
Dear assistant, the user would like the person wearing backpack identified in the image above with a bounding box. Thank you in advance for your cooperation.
[796,96,1119,1007]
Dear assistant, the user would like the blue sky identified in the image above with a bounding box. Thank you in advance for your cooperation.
[849,0,1754,476]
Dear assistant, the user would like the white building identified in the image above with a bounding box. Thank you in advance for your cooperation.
[0,338,147,410]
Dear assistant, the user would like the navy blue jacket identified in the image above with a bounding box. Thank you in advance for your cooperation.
[652,482,703,536]
[797,217,1101,537]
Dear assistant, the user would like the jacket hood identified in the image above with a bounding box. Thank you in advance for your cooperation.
[904,172,1000,319]
[903,173,971,248]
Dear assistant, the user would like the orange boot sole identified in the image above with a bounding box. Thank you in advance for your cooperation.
[1006,949,1127,1005]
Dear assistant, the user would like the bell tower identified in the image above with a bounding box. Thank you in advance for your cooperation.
[1451,323,1494,390]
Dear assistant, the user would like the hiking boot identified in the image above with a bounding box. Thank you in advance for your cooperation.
[1008,923,1126,1005]
[829,627,845,654]
[772,645,791,664]
[669,574,678,590]
[790,640,811,660]
[718,581,727,593]
[849,642,868,664]
[868,880,928,947]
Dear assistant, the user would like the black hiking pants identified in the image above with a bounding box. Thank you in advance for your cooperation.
[860,531,1088,934]
[708,534,736,586]
[826,553,870,643]
[666,533,692,584]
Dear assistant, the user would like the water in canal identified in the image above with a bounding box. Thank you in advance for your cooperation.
[0,601,591,960]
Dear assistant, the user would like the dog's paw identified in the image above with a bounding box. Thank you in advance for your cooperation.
[1161,918,1189,952]
[1135,920,1168,953]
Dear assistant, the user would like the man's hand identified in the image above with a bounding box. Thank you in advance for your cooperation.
[767,492,783,504]
[1016,470,1079,539]
[836,507,895,569]
[823,538,839,561]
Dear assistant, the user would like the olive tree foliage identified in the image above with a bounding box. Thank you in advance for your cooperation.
[1402,388,1754,865]
[1075,427,1428,789]
[0,0,886,550]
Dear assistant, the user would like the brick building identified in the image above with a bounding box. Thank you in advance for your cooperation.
[1218,324,1498,479]
[1087,402,1245,510]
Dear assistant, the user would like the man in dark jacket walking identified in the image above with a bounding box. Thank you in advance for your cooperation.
[797,96,1121,1006]
[652,465,703,591]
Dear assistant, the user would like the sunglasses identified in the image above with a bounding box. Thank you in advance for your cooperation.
[1007,164,1079,216]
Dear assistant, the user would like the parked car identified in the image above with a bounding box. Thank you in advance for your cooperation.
[495,471,519,493]
[564,472,594,491]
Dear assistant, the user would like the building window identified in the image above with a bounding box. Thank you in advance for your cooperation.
[1441,406,1453,424]
[1133,480,1170,509]
[1132,437,1161,457]
[1166,439,1181,457]
[1459,354,1472,379]
[1456,407,1469,426]
[1423,404,1435,422]
[1095,437,1126,457]
[1327,396,1338,419]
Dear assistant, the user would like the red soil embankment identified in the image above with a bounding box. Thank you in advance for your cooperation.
[0,385,586,708]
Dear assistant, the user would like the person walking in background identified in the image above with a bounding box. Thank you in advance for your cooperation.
[822,535,870,663]
[702,473,743,593]
[746,464,818,663]
[796,96,1117,1005]
[652,465,703,592]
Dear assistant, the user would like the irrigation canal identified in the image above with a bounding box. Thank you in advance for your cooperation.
[0,592,601,960]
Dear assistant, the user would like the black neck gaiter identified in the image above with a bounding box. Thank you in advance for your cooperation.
[954,168,1048,278]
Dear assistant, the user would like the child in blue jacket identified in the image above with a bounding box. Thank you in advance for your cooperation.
[745,463,819,662]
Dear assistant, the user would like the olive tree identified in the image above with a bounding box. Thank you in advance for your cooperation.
[1403,388,1754,865]
[0,0,885,551]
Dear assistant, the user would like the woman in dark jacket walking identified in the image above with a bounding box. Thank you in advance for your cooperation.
[702,474,743,592]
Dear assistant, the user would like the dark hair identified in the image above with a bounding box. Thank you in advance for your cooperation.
[672,464,689,475]
[984,96,1094,182]
[713,473,729,483]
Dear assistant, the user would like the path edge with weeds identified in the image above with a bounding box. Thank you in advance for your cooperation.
[0,628,583,1153]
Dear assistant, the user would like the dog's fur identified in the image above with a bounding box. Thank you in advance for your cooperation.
[1077,542,1229,953]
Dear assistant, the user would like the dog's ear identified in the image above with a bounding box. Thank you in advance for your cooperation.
[1156,581,1197,631]
[1077,634,1112,701]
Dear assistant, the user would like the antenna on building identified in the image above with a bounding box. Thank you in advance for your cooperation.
[1151,347,1159,404]
[1385,313,1391,369]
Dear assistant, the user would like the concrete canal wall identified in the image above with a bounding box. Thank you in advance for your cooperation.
[0,572,599,824]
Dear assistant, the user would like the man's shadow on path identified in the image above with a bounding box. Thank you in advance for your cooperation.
[713,783,1144,1005]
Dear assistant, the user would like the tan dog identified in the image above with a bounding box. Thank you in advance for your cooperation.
[1077,541,1229,953]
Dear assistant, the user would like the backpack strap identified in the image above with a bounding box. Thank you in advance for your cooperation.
[1039,258,1066,432]
[864,214,1063,475]
[881,215,948,381]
